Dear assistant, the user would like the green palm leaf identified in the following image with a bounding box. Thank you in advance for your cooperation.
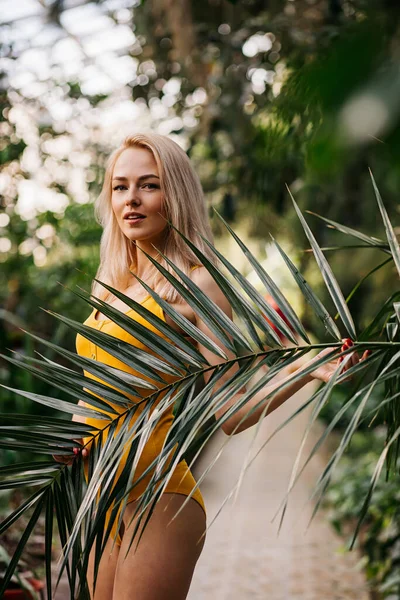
[74,283,210,367]
[66,290,194,371]
[2,175,400,598]
[40,313,176,380]
[369,168,400,278]
[287,184,356,339]
[349,420,400,550]
[1,351,134,411]
[197,229,299,345]
[162,225,283,348]
[0,493,46,598]
[119,275,229,359]
[44,488,54,600]
[136,246,255,352]
[214,209,310,344]
[276,359,342,531]
[305,210,389,251]
[0,383,111,420]
[271,236,341,340]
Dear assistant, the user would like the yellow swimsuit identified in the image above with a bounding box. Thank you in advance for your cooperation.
[75,266,206,545]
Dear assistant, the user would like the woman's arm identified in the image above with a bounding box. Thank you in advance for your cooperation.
[190,268,362,436]
[213,362,313,436]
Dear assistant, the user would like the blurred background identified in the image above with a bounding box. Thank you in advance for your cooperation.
[1,0,400,598]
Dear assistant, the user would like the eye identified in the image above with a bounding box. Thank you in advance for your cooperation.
[113,185,126,191]
[143,183,158,189]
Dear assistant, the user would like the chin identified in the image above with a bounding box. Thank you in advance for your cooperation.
[125,232,146,241]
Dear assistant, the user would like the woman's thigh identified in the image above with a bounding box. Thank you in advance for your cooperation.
[113,494,206,600]
[87,533,120,600]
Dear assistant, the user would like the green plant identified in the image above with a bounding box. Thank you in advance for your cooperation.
[0,172,399,599]
[0,543,44,600]
[323,430,400,598]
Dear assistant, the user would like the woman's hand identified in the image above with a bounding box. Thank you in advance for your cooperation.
[309,338,371,384]
[52,438,89,465]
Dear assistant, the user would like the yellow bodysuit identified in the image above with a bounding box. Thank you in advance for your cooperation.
[75,266,206,545]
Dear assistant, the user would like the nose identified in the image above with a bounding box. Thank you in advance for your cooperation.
[125,186,141,206]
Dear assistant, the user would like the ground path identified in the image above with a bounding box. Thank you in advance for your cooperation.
[188,381,369,600]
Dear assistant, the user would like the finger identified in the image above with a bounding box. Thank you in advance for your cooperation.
[340,339,355,369]
[340,339,352,354]
[361,350,372,361]
[350,351,360,368]
[52,456,72,464]
[73,438,89,457]
[340,353,353,374]
[344,353,356,372]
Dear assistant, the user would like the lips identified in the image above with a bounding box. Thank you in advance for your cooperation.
[124,212,146,221]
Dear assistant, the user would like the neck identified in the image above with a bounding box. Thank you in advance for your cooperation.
[133,236,165,279]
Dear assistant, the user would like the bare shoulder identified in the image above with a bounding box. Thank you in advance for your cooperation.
[189,265,232,317]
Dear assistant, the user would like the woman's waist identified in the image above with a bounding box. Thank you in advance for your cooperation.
[82,407,176,468]
[83,394,175,437]
[81,368,178,414]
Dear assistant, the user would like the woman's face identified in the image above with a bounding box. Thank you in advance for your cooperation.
[111,146,167,246]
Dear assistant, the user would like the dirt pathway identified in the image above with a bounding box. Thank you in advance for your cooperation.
[188,381,369,600]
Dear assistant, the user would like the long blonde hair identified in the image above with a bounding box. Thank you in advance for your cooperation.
[91,132,217,304]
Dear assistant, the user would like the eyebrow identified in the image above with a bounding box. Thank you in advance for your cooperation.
[112,174,160,182]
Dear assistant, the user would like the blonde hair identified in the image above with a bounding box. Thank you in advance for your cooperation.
[91,132,217,304]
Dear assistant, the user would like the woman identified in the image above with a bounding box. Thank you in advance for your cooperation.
[53,132,369,600]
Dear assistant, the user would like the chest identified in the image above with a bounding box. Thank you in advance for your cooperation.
[94,288,197,341]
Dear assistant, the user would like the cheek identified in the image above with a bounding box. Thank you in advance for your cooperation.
[111,195,124,216]
[157,195,166,217]
[148,194,165,218]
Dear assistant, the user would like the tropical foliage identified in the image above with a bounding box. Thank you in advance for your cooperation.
[3,0,400,352]
[0,174,399,598]
[322,429,400,598]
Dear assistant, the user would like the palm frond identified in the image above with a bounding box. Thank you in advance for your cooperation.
[305,210,389,252]
[1,350,134,411]
[214,209,310,344]
[39,313,176,380]
[271,236,342,339]
[135,245,256,352]
[76,282,209,367]
[332,257,392,321]
[0,493,46,598]
[163,223,286,348]
[2,174,399,598]
[276,358,342,532]
[0,382,110,421]
[369,168,400,277]
[287,184,356,339]
[349,420,400,550]
[97,277,228,360]
[44,487,54,600]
